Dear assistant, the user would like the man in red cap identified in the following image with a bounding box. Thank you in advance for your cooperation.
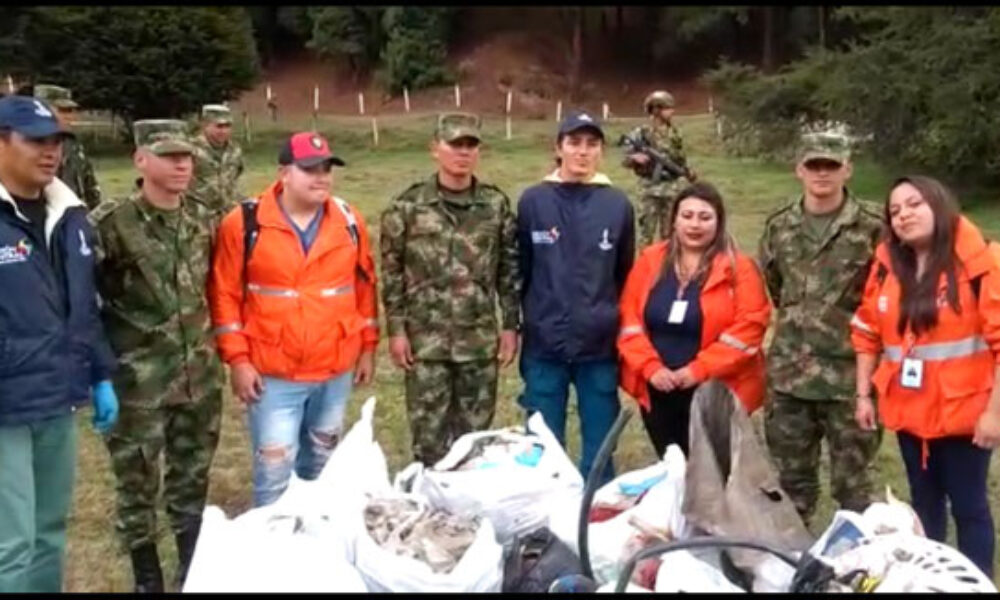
[209,132,378,506]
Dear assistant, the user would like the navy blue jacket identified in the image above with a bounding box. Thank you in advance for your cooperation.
[517,172,635,363]
[0,178,116,426]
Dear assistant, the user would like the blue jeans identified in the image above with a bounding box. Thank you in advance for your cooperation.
[519,355,620,486]
[247,372,353,507]
[897,431,995,577]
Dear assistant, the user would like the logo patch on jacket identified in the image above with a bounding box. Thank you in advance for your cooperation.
[598,228,613,251]
[531,227,560,245]
[0,238,32,265]
[78,230,92,257]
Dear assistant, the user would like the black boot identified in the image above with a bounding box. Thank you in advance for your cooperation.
[174,519,202,590]
[130,543,164,593]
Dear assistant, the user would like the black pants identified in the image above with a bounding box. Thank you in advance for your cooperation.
[640,384,696,458]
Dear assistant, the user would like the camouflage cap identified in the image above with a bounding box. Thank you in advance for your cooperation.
[34,84,79,110]
[201,103,232,125]
[133,119,194,155]
[797,130,851,164]
[435,112,482,143]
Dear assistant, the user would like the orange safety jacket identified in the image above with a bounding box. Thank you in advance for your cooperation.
[851,216,1000,466]
[209,180,379,381]
[618,241,771,414]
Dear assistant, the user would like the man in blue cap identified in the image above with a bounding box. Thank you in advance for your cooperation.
[516,110,635,485]
[0,95,119,592]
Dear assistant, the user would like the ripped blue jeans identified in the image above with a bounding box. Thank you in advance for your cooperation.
[247,372,353,507]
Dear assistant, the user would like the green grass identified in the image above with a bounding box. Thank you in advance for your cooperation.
[65,114,1000,591]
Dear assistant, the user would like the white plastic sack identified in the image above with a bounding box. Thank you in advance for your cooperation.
[407,412,584,546]
[654,549,746,593]
[183,506,366,593]
[184,397,385,591]
[352,492,504,593]
[588,445,687,585]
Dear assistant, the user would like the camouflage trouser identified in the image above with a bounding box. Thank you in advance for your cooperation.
[764,392,882,525]
[105,388,223,550]
[635,179,684,248]
[404,359,499,466]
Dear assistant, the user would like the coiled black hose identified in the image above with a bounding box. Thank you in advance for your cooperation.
[577,408,632,580]
[614,536,799,593]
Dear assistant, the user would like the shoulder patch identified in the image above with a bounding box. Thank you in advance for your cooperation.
[392,181,426,205]
[763,199,796,225]
[87,197,125,225]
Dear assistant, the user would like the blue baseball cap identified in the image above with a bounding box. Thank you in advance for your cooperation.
[557,110,604,141]
[0,95,74,140]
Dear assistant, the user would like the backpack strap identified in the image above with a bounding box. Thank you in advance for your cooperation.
[240,198,260,303]
[333,196,359,246]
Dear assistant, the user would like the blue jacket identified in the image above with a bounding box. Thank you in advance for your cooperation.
[517,171,635,363]
[0,177,116,426]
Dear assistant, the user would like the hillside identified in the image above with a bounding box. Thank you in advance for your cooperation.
[232,27,710,120]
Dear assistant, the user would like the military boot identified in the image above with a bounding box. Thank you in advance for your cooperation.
[174,519,202,590]
[130,543,164,593]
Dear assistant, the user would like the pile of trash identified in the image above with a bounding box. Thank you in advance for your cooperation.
[182,383,998,594]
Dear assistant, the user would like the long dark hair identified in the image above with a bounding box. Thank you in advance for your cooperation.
[885,175,961,336]
[661,181,733,287]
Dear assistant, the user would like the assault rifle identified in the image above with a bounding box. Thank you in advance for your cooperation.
[618,129,695,183]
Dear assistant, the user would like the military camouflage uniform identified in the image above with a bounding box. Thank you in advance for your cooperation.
[189,105,244,224]
[91,120,222,551]
[380,115,519,465]
[33,84,102,209]
[758,132,883,524]
[625,120,690,248]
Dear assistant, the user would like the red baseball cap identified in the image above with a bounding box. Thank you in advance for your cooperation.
[278,132,345,168]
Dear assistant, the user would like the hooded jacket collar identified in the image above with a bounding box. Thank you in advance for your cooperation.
[543,169,612,186]
[0,176,84,246]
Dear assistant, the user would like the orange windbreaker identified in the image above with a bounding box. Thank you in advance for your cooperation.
[618,241,772,413]
[851,216,1000,461]
[209,180,379,381]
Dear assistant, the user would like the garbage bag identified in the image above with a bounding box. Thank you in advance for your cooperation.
[502,526,583,593]
[587,445,688,585]
[654,549,746,593]
[682,380,813,573]
[353,491,504,593]
[182,505,366,593]
[404,412,584,547]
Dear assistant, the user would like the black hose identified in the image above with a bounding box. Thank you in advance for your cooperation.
[577,407,632,580]
[614,536,799,593]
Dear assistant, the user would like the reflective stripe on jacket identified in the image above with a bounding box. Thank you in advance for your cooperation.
[851,216,1000,446]
[617,241,771,413]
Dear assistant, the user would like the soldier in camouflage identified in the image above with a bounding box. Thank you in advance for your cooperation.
[190,103,244,224]
[91,120,222,592]
[380,112,520,466]
[33,84,102,209]
[758,130,883,525]
[623,90,697,248]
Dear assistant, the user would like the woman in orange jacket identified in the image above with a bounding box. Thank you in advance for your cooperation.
[851,175,1000,576]
[618,182,771,457]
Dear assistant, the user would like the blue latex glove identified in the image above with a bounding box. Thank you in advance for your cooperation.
[92,380,119,434]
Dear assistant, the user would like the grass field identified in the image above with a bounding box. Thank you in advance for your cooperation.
[64,113,1000,591]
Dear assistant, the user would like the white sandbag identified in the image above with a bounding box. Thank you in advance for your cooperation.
[410,412,584,546]
[596,581,654,593]
[353,492,504,593]
[588,445,688,585]
[654,549,746,593]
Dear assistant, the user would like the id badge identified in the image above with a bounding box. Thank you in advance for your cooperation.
[668,300,688,324]
[900,357,924,390]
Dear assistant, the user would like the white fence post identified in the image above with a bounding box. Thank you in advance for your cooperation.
[403,87,410,113]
